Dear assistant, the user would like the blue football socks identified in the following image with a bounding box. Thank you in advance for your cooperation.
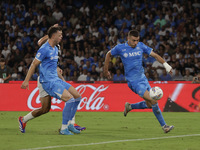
[62,98,75,125]
[152,103,166,126]
[69,97,82,120]
[131,101,148,109]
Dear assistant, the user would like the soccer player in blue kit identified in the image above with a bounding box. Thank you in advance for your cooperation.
[104,30,174,133]
[20,26,81,135]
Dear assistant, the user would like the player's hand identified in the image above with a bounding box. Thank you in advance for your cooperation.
[21,81,29,90]
[163,62,172,75]
[169,69,173,76]
[59,69,63,75]
[104,71,111,79]
[57,67,63,75]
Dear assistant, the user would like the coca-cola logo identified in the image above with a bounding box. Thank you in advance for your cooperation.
[27,85,109,111]
[192,86,200,101]
[27,87,62,110]
[76,85,109,110]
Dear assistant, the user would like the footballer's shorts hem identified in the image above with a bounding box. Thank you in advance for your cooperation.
[41,79,72,99]
[37,77,49,98]
[128,77,151,97]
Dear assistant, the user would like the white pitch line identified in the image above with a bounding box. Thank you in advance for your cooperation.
[19,134,200,150]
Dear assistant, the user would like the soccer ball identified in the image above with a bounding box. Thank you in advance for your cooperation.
[149,86,163,100]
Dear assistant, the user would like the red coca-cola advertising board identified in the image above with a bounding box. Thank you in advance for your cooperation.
[0,82,199,112]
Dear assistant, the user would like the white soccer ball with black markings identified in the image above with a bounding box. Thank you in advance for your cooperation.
[149,86,163,100]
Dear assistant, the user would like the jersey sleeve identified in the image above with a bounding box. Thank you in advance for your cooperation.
[35,47,47,62]
[110,45,120,56]
[140,42,153,55]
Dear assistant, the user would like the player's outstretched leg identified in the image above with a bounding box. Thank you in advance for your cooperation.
[143,90,174,133]
[124,102,132,117]
[18,112,35,133]
[124,101,148,117]
[152,103,174,133]
[162,125,174,133]
[18,116,27,133]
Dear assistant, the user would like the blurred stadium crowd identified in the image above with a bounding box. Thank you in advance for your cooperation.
[0,0,200,83]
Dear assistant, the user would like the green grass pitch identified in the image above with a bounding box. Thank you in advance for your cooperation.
[0,111,200,150]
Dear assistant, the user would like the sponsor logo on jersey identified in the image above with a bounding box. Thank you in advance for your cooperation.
[50,56,59,60]
[128,51,141,57]
[36,53,41,58]
[123,51,142,58]
[123,53,128,58]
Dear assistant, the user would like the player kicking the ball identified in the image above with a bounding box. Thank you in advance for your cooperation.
[20,26,82,135]
[104,30,174,133]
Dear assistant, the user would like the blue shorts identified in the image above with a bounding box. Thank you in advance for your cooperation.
[41,79,72,99]
[128,77,151,97]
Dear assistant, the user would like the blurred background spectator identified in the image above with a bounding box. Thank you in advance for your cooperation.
[0,58,11,83]
[191,73,200,83]
[0,0,199,82]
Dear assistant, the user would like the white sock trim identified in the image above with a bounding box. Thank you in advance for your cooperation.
[61,122,70,130]
[23,111,34,123]
[61,124,68,130]
[71,116,75,125]
[68,120,72,125]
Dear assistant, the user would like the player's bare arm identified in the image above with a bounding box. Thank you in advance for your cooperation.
[21,58,41,90]
[150,51,172,75]
[104,50,112,79]
[38,35,48,47]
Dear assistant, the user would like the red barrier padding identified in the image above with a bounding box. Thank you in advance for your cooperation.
[0,82,199,112]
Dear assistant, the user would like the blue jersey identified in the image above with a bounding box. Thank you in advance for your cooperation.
[35,41,59,83]
[111,42,152,82]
